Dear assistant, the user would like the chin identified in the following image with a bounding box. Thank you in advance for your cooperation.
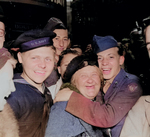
[34,79,45,84]
[87,96,95,100]
[103,75,111,80]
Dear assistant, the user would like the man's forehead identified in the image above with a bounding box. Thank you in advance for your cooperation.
[0,22,5,29]
[97,47,119,55]
[54,29,68,35]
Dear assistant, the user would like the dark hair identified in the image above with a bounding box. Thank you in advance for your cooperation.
[70,44,83,54]
[57,49,79,67]
[70,44,82,49]
[54,24,67,30]
[117,44,124,56]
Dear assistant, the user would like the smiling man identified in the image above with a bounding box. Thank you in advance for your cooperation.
[6,29,56,137]
[44,17,70,62]
[54,35,143,137]
[43,17,71,88]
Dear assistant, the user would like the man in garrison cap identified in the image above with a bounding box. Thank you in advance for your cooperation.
[6,29,56,137]
[54,35,143,137]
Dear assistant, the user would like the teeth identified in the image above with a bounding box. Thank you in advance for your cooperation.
[35,71,45,74]
[103,69,110,71]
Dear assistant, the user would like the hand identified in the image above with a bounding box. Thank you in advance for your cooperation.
[53,88,73,103]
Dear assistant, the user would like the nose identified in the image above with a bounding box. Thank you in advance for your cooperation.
[59,39,64,47]
[101,58,109,66]
[87,77,94,83]
[38,59,46,68]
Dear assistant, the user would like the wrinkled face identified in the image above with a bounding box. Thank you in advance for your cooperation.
[72,66,101,100]
[17,46,55,89]
[0,61,15,110]
[53,29,70,55]
[97,47,124,83]
[0,22,5,49]
[58,53,78,77]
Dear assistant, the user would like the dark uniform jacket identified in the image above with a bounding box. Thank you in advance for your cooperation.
[7,74,53,137]
[65,69,142,137]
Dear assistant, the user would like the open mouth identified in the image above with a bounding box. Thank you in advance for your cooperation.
[35,71,46,75]
[86,85,94,89]
[102,68,111,75]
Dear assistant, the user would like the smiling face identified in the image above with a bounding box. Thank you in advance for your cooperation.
[97,47,124,83]
[72,66,101,100]
[53,29,70,55]
[17,46,55,90]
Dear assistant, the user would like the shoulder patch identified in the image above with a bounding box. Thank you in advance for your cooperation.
[128,83,138,92]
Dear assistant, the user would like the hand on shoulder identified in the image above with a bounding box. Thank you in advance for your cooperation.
[53,88,73,103]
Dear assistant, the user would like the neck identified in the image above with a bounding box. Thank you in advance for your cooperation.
[21,73,44,93]
[103,80,112,93]
[37,85,44,93]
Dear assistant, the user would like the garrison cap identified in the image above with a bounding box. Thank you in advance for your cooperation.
[43,17,66,31]
[12,29,56,52]
[62,52,98,83]
[92,35,118,54]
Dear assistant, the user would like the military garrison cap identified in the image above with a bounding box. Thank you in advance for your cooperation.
[92,35,118,54]
[43,17,66,31]
[12,29,56,52]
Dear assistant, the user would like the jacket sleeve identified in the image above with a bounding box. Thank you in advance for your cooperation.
[66,81,142,128]
[120,96,150,137]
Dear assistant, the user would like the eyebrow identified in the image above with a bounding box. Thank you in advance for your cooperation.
[98,53,115,56]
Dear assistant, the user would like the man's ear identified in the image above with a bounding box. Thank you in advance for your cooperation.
[57,66,61,74]
[119,56,125,65]
[17,52,23,63]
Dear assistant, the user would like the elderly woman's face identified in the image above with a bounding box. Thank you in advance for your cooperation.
[72,66,101,100]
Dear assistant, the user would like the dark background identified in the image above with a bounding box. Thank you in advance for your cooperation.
[0,0,150,50]
[70,0,150,48]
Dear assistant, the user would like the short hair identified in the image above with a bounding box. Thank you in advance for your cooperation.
[57,49,79,67]
[70,44,82,49]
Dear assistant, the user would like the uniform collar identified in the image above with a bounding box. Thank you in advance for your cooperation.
[13,73,45,93]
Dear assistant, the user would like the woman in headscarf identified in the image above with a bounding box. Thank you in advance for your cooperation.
[45,52,104,137]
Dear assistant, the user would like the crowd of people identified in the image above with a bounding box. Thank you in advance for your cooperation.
[0,16,150,137]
